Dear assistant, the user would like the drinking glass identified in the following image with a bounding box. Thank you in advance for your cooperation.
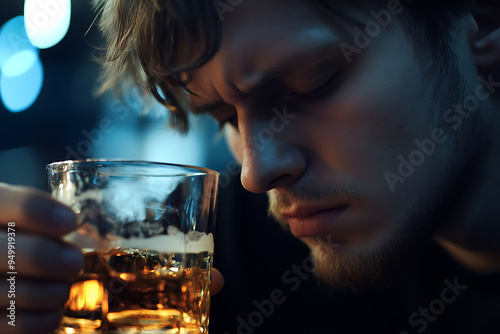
[46,160,219,333]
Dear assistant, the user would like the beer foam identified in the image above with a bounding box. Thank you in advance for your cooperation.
[117,232,214,253]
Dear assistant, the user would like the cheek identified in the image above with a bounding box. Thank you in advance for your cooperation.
[300,75,439,217]
[305,51,436,186]
[311,29,438,182]
[307,97,431,175]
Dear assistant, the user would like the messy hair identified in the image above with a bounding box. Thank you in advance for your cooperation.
[93,0,475,132]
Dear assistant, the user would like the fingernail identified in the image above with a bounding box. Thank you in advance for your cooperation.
[51,206,76,232]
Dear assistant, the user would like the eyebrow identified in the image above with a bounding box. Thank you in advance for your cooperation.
[239,44,342,94]
[192,43,342,114]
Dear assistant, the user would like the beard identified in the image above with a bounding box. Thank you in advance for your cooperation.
[304,209,430,291]
[270,192,435,291]
[266,108,489,292]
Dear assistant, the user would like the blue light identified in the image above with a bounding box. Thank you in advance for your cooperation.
[0,16,39,77]
[24,0,72,49]
[2,50,38,77]
[1,55,44,113]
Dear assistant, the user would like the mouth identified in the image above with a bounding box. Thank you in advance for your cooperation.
[279,204,349,238]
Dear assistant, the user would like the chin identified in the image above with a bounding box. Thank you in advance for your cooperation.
[301,227,427,292]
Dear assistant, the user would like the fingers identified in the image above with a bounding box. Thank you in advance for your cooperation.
[0,311,61,334]
[0,278,70,310]
[0,232,83,280]
[0,183,76,238]
[0,279,66,334]
[0,184,79,333]
[211,268,224,295]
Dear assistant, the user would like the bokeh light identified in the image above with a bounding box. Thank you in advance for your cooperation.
[0,16,38,77]
[2,49,38,77]
[24,0,71,49]
[1,55,43,113]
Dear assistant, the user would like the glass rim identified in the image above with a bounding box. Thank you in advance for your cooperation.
[46,159,220,177]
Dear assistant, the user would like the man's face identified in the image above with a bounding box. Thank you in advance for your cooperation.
[187,0,482,288]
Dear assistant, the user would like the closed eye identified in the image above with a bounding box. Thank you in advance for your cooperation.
[291,68,346,101]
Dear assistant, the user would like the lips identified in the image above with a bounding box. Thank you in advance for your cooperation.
[279,204,349,238]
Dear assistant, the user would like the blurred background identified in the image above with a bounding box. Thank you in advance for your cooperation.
[0,0,233,190]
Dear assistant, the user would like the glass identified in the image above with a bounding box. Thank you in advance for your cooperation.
[46,160,219,334]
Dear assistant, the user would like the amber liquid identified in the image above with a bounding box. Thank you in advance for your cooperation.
[56,249,212,333]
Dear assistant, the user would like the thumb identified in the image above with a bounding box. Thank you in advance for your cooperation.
[211,268,224,295]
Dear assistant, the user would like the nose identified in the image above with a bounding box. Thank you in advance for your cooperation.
[239,114,306,194]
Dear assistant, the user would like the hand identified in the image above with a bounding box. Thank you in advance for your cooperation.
[0,183,83,334]
[0,182,225,334]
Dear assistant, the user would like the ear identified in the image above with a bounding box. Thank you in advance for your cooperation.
[472,4,500,70]
[473,27,500,69]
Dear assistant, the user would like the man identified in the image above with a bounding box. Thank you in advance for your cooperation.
[0,0,499,333]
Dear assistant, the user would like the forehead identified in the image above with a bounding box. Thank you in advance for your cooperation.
[187,0,402,104]
[216,0,392,50]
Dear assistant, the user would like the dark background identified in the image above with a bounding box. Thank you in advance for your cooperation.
[0,0,231,189]
[1,0,102,187]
